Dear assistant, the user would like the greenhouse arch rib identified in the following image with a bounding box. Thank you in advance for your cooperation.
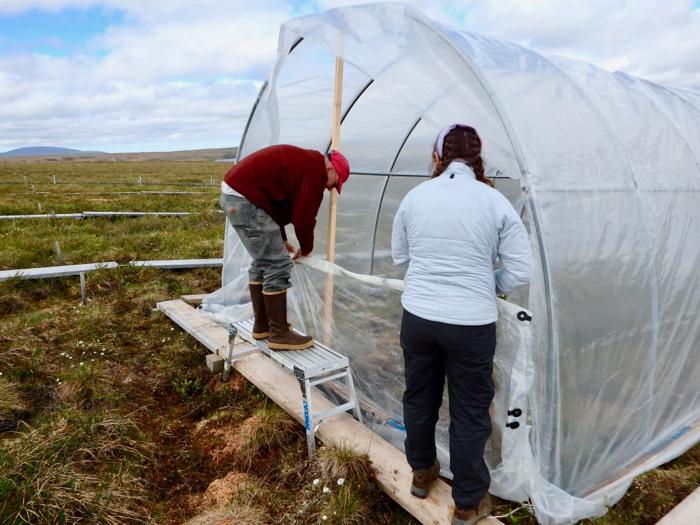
[324,78,375,154]
[668,87,700,148]
[406,12,561,465]
[388,117,422,173]
[236,81,268,163]
[368,116,423,275]
[236,36,304,163]
[623,74,700,177]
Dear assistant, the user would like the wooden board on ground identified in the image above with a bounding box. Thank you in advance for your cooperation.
[180,293,207,306]
[656,485,700,525]
[156,299,502,525]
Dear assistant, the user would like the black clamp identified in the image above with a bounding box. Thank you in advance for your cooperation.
[506,407,522,430]
[517,311,532,322]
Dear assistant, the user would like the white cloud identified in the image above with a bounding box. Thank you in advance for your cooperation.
[457,0,700,88]
[317,0,700,87]
[0,0,699,151]
[0,1,288,151]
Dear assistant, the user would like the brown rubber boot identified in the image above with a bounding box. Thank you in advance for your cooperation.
[249,282,269,339]
[452,494,492,525]
[263,290,314,351]
[410,460,440,498]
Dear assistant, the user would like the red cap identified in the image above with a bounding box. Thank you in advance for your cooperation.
[329,150,350,193]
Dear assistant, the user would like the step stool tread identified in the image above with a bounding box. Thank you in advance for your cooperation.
[236,318,350,377]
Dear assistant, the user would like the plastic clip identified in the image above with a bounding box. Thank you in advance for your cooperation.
[508,408,522,418]
[506,421,520,429]
[517,311,532,322]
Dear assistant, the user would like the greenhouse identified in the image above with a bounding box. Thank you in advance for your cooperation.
[202,3,700,524]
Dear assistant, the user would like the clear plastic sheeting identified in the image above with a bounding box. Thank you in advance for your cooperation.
[204,237,538,511]
[204,4,700,524]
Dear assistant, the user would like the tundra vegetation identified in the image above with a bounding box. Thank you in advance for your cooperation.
[0,161,697,524]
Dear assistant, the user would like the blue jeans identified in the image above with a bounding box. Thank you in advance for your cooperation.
[220,193,293,292]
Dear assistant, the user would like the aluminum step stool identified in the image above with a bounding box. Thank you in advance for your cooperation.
[224,318,363,458]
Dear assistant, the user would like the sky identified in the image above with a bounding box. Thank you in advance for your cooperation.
[0,0,699,153]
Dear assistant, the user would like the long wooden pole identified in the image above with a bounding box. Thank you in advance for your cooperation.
[327,57,343,262]
[323,57,344,344]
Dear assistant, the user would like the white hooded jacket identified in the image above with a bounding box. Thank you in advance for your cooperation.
[391,161,532,325]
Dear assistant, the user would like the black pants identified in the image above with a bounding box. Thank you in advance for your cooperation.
[400,309,496,510]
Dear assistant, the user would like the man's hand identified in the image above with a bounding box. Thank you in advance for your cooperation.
[292,249,311,261]
[284,241,296,254]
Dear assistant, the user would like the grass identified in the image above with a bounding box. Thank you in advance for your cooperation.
[0,379,23,420]
[0,409,150,524]
[0,160,422,525]
[184,503,268,525]
[1,159,698,524]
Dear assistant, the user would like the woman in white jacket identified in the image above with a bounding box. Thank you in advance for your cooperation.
[391,124,532,525]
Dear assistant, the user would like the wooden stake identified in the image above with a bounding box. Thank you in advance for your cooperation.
[323,57,344,344]
[326,56,344,262]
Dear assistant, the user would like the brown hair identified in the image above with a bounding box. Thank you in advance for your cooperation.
[432,126,493,186]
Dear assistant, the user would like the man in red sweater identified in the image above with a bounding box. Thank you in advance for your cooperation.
[220,144,350,350]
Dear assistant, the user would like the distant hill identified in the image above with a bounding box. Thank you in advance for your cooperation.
[0,146,105,158]
[104,148,238,162]
[0,147,237,162]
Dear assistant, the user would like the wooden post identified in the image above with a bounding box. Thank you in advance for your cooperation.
[323,57,344,344]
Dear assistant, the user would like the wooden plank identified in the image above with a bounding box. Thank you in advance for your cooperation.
[180,293,207,306]
[0,262,119,281]
[157,299,502,525]
[157,299,227,354]
[657,485,700,525]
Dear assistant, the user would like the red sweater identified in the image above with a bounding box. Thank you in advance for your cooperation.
[223,145,327,255]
